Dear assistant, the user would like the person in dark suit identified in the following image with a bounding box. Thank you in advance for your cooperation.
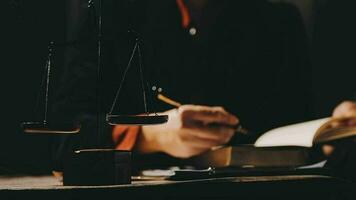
[52,0,311,168]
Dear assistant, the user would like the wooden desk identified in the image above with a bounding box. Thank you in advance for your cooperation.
[0,175,354,199]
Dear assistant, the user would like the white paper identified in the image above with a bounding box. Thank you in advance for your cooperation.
[254,118,330,147]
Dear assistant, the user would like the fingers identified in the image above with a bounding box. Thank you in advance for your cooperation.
[173,129,233,158]
[179,105,239,126]
[173,130,233,158]
[180,133,224,149]
[145,105,239,158]
[183,124,235,144]
[333,101,356,118]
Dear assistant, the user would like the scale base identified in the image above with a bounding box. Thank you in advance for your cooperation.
[63,149,131,186]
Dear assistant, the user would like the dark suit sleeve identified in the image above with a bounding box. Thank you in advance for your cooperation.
[51,0,113,171]
[278,2,313,120]
[264,2,313,127]
[240,2,313,132]
[53,0,98,118]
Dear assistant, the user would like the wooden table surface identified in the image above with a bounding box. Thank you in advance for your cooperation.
[0,175,354,199]
[0,174,330,190]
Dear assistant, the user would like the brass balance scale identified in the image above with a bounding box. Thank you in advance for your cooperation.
[21,0,168,186]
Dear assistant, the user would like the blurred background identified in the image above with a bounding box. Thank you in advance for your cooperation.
[0,0,355,174]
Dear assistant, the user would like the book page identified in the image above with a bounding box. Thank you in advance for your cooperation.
[254,118,330,147]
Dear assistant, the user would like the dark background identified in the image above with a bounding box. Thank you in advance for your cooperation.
[1,0,65,173]
[0,0,355,174]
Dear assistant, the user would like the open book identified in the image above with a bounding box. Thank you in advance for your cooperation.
[190,117,356,168]
[255,117,356,147]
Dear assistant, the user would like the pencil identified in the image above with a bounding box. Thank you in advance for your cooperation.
[157,94,182,107]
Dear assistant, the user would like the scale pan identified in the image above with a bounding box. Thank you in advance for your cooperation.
[106,115,168,125]
[21,121,81,134]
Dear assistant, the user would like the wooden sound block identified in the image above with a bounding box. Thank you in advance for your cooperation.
[63,149,131,186]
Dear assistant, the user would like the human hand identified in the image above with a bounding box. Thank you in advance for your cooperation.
[136,105,239,158]
[322,101,356,156]
[332,101,356,124]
